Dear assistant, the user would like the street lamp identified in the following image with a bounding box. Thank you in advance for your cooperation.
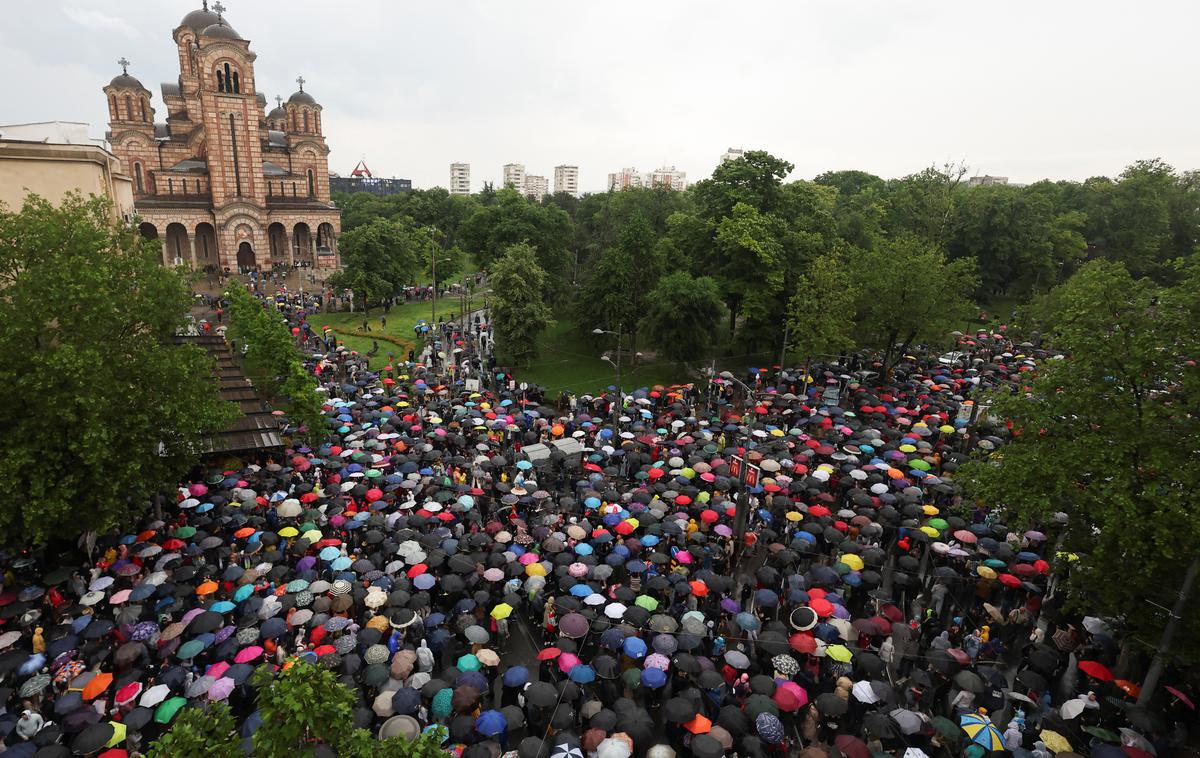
[594,326,622,423]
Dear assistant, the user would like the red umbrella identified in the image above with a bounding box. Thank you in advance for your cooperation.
[536,647,561,661]
[998,573,1022,588]
[1077,660,1114,682]
[789,633,817,654]
[700,510,719,524]
[1165,686,1195,710]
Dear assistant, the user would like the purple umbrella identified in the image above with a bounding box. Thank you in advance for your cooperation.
[720,598,740,614]
[208,677,236,701]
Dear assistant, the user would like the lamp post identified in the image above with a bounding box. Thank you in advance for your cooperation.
[594,326,623,423]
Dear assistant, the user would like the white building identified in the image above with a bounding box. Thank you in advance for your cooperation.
[523,174,549,200]
[449,162,471,195]
[721,147,745,163]
[608,165,687,192]
[646,165,687,192]
[607,167,643,191]
[554,165,579,196]
[967,175,1009,187]
[502,163,525,191]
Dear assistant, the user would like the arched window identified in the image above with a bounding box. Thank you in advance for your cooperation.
[124,95,132,120]
[307,169,315,197]
[139,98,147,122]
[108,95,117,118]
[134,163,144,193]
[232,70,240,94]
[302,110,309,133]
[216,70,225,92]
[291,110,297,131]
[315,112,321,134]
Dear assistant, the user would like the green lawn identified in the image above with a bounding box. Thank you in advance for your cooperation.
[503,321,690,395]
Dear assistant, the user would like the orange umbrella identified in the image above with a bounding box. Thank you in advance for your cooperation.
[195,581,219,596]
[234,527,255,539]
[83,671,113,701]
[684,713,712,734]
[1115,679,1142,698]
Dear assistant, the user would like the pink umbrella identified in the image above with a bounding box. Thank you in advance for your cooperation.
[208,677,236,700]
[518,553,540,566]
[568,563,588,578]
[206,661,230,679]
[953,530,977,544]
[235,646,264,664]
[189,483,208,496]
[109,590,132,605]
[483,568,505,582]
[557,653,581,673]
[1166,686,1194,710]
[644,653,670,671]
[676,552,693,564]
[774,681,808,711]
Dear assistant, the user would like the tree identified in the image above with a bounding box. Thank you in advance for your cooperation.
[490,243,554,367]
[846,234,978,373]
[326,217,427,313]
[224,284,325,439]
[0,194,234,547]
[148,702,241,758]
[251,661,361,755]
[640,273,724,364]
[459,189,574,286]
[573,215,663,351]
[882,162,967,247]
[785,250,860,364]
[712,203,786,340]
[961,258,1200,669]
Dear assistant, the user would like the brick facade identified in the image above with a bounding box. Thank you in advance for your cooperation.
[104,3,340,272]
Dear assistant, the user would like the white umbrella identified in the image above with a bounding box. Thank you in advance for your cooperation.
[139,683,170,707]
[277,499,302,518]
[852,680,880,704]
[597,737,633,758]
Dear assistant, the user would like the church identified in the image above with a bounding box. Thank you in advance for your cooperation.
[103,2,340,271]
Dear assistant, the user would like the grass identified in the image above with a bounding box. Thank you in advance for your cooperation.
[505,321,685,395]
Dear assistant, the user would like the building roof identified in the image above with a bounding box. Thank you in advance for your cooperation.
[179,6,221,32]
[262,161,286,176]
[0,121,106,147]
[109,73,146,90]
[201,19,243,40]
[288,90,316,105]
[164,158,207,172]
[173,335,285,455]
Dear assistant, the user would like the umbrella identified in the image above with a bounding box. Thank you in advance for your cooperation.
[960,711,1005,751]
[474,709,507,737]
[1040,730,1072,753]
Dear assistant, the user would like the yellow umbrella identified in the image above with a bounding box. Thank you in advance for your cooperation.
[977,565,997,580]
[525,563,547,577]
[922,505,940,516]
[1040,730,1072,754]
[939,425,956,434]
[491,604,513,620]
[840,554,864,571]
[278,526,299,538]
[785,512,802,522]
[302,529,322,543]
[826,644,853,663]
[899,444,917,453]
[107,720,127,747]
[920,526,940,538]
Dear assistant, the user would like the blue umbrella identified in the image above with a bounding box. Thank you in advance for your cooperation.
[641,667,667,689]
[623,637,647,658]
[600,628,626,649]
[474,709,507,737]
[18,654,45,676]
[503,666,529,687]
[319,546,340,561]
[392,687,421,715]
[568,665,596,684]
[736,612,760,631]
[569,584,592,598]
[209,601,235,614]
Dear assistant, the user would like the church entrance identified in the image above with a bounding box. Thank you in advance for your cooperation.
[236,241,257,271]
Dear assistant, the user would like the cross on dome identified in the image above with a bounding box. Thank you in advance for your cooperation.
[296,75,306,92]
[274,95,283,109]
[117,57,130,74]
[212,1,226,17]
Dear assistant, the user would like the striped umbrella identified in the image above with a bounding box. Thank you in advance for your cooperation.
[960,711,1004,751]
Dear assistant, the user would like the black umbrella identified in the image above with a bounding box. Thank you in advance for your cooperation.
[954,670,985,693]
[816,692,848,716]
[526,682,557,708]
[72,722,115,754]
[664,697,696,723]
[863,711,900,738]
[1015,668,1047,692]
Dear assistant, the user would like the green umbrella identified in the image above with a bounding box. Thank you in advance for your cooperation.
[927,518,949,531]
[457,654,481,672]
[154,696,188,724]
[909,459,932,471]
[177,639,205,660]
[173,526,196,539]
[621,667,642,690]
[1082,726,1121,743]
[744,693,779,720]
[431,688,453,719]
[984,559,1008,570]
[634,595,659,612]
[365,469,382,478]
[932,716,961,744]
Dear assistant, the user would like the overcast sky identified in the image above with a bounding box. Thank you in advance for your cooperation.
[3,1,1198,193]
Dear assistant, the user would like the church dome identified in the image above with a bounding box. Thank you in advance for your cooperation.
[109,73,145,90]
[179,7,220,31]
[201,20,243,40]
[267,106,287,120]
[288,90,316,105]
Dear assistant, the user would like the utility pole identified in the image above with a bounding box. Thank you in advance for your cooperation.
[731,488,749,574]
[779,321,789,371]
[1137,553,1200,706]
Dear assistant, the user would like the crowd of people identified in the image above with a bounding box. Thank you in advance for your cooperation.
[0,290,1193,758]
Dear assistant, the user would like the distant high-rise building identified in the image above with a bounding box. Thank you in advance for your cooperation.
[502,163,525,191]
[449,162,471,195]
[721,147,745,163]
[646,166,687,192]
[608,166,686,193]
[967,175,1009,187]
[523,175,549,200]
[607,167,643,191]
[554,165,579,196]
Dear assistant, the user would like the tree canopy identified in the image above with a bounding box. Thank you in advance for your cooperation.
[326,216,430,311]
[489,243,554,367]
[962,258,1200,660]
[0,194,234,547]
[640,272,724,364]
